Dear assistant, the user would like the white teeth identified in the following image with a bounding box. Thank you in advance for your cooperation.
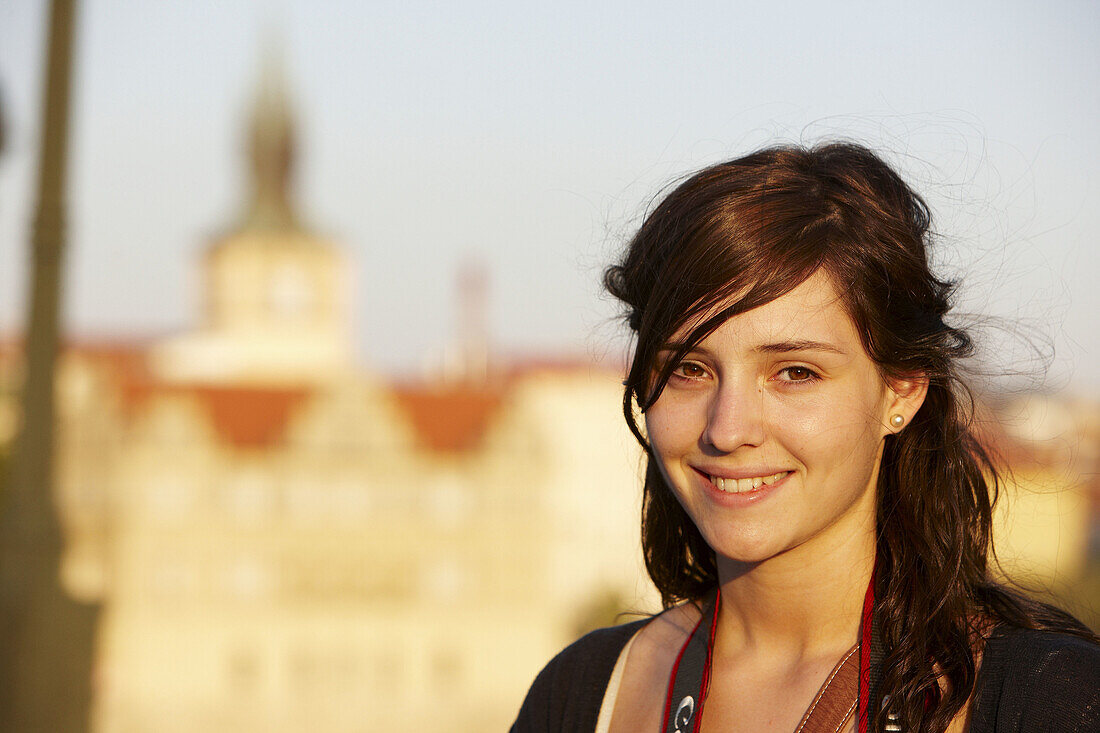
[711,471,789,493]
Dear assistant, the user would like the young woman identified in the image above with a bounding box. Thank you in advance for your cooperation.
[512,142,1099,732]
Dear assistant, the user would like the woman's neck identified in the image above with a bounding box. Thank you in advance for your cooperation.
[713,529,875,664]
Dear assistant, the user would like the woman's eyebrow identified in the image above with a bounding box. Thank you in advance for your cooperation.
[657,340,846,356]
[658,342,709,355]
[755,339,847,355]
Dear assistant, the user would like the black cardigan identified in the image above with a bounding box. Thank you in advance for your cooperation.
[511,620,1100,732]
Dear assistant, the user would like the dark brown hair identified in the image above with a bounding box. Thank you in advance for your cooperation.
[603,142,1096,732]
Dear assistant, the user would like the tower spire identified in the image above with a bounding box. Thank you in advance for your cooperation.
[453,258,490,383]
[241,34,299,232]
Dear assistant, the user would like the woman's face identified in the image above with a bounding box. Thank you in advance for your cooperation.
[644,270,924,567]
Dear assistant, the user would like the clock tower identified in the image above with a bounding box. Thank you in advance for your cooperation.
[152,47,353,384]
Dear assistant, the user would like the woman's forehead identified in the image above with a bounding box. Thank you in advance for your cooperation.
[667,270,857,349]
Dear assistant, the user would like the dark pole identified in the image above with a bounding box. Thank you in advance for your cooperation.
[0,0,99,729]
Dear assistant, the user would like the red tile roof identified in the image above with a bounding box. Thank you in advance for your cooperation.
[390,384,505,453]
[190,385,311,448]
[60,344,311,449]
[67,342,509,453]
[117,381,311,449]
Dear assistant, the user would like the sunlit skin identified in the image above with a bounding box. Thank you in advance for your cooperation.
[608,271,931,733]
[646,270,912,571]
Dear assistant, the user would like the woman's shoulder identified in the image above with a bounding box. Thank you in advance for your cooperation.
[510,617,653,733]
[531,616,654,683]
[970,624,1100,732]
[983,623,1100,679]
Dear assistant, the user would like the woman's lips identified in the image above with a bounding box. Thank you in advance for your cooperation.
[694,467,792,496]
[711,470,790,494]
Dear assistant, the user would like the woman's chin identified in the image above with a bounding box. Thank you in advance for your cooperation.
[704,532,786,568]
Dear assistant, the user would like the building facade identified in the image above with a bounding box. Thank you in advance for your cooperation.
[5,56,654,733]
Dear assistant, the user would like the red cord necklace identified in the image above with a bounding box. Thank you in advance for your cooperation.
[661,571,881,733]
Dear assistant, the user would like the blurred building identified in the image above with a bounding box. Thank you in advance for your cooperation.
[0,58,652,733]
[0,52,1097,733]
[35,347,650,733]
[980,395,1100,587]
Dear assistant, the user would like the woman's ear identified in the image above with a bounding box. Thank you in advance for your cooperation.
[884,375,929,432]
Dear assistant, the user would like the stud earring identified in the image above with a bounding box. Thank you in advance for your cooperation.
[890,414,905,428]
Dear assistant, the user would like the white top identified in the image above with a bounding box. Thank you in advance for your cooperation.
[594,627,644,733]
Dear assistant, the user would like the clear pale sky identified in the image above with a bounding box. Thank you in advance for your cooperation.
[1,0,1097,393]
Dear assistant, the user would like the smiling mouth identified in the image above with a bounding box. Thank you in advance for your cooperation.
[708,471,790,494]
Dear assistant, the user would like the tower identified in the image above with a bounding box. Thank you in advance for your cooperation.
[442,258,490,383]
[151,45,353,384]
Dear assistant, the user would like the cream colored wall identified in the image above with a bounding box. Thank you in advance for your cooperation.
[487,369,656,617]
[989,395,1097,585]
[56,353,606,732]
[152,231,354,384]
[992,467,1091,583]
[55,357,126,602]
[205,231,350,337]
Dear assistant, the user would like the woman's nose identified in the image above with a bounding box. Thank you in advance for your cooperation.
[701,380,766,453]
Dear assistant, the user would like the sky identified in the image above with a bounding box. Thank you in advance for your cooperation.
[1,0,1098,393]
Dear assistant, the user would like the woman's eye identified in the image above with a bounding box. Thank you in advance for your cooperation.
[776,366,818,382]
[673,362,708,380]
